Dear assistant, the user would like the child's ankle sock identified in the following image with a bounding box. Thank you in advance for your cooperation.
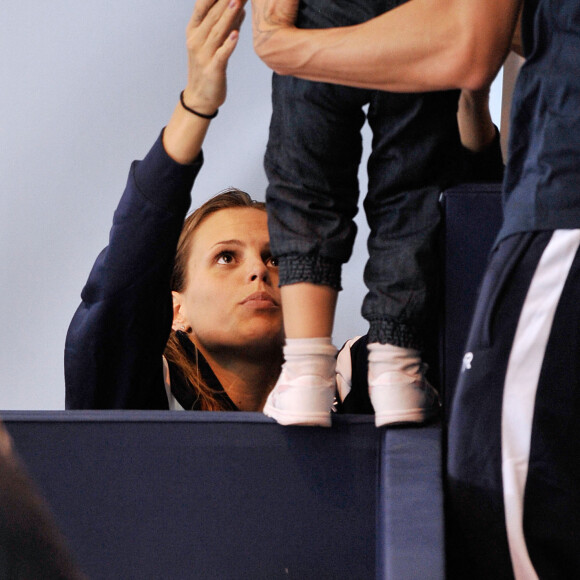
[282,337,337,381]
[367,342,423,384]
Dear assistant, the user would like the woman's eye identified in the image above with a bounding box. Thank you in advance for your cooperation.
[268,256,279,267]
[216,252,234,264]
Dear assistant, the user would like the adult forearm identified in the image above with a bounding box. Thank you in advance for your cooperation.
[457,88,497,153]
[163,101,212,165]
[164,0,245,164]
[253,0,521,93]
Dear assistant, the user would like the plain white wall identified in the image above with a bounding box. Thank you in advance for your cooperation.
[0,1,503,409]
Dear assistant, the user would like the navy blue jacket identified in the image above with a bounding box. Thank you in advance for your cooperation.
[65,134,204,409]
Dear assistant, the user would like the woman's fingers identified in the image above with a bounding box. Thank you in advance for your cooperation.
[188,0,219,29]
[186,0,244,65]
[187,0,244,75]
[213,26,241,72]
[188,0,245,44]
[182,0,245,113]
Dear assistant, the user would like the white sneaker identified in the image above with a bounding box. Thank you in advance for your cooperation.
[263,369,336,427]
[369,371,440,428]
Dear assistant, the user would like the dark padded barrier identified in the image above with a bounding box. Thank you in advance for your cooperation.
[378,426,444,578]
[2,412,443,580]
[440,184,503,416]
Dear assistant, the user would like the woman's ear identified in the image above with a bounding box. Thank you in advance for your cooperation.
[171,291,187,332]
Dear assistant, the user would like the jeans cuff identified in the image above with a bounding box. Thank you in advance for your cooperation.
[367,318,421,350]
[279,255,342,290]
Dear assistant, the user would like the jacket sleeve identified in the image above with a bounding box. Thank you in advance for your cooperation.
[64,132,203,409]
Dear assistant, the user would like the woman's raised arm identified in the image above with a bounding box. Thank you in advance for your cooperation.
[65,0,246,409]
[164,0,246,164]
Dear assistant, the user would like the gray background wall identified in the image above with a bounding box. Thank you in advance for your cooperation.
[0,1,502,409]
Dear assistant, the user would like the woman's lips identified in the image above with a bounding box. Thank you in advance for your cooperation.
[240,291,279,308]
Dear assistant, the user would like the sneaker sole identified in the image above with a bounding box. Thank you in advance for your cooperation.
[263,401,332,427]
[370,378,440,428]
[374,405,439,428]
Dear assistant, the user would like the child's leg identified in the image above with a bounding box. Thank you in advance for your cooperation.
[263,78,367,427]
[280,283,337,338]
[263,284,338,426]
[363,89,461,426]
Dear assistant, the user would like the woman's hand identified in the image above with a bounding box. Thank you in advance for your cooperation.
[164,0,245,165]
[183,0,246,115]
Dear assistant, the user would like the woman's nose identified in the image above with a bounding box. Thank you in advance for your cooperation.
[249,259,270,283]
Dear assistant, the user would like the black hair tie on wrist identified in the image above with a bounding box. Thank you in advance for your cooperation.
[179,91,219,119]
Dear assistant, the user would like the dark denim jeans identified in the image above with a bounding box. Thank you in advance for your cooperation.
[265,0,461,349]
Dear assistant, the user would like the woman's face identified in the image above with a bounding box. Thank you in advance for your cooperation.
[173,207,283,356]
